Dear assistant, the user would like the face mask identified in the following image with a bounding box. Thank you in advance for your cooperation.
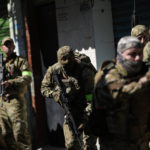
[63,63,74,72]
[137,34,149,46]
[60,55,75,73]
[117,53,143,76]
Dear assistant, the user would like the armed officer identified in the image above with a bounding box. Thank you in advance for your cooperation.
[0,37,32,150]
[94,36,150,150]
[41,46,97,150]
[131,24,150,62]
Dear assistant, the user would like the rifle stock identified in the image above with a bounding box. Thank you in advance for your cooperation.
[53,71,84,150]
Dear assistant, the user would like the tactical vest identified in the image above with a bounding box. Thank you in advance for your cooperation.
[52,62,89,120]
[90,60,116,136]
[4,54,21,80]
[95,62,150,150]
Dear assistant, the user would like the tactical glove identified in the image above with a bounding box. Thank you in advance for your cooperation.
[52,86,60,102]
[78,123,85,133]
[85,102,92,116]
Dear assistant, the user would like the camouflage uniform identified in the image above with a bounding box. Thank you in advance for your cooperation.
[41,46,97,150]
[1,52,32,150]
[95,62,150,150]
[0,106,18,150]
[131,24,150,62]
[93,36,150,150]
[143,42,150,62]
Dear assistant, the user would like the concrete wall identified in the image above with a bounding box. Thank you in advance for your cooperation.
[33,0,54,6]
[55,0,97,68]
[92,0,115,69]
[55,0,115,69]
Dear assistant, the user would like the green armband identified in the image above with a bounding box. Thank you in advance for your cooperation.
[85,94,93,102]
[0,51,6,58]
[22,71,32,77]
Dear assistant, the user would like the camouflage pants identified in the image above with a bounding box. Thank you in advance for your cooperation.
[2,97,32,150]
[0,106,18,150]
[63,122,98,150]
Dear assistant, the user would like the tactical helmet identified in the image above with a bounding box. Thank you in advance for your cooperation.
[1,36,14,45]
[131,25,149,37]
[57,46,74,65]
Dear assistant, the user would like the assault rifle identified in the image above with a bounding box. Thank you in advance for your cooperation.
[0,53,4,106]
[53,71,84,150]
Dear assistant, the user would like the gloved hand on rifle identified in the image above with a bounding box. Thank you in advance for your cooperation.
[52,86,60,102]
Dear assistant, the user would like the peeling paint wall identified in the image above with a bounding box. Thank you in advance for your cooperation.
[55,0,115,69]
[55,0,97,68]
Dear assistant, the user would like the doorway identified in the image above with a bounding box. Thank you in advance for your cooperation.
[36,2,65,147]
[36,2,58,68]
